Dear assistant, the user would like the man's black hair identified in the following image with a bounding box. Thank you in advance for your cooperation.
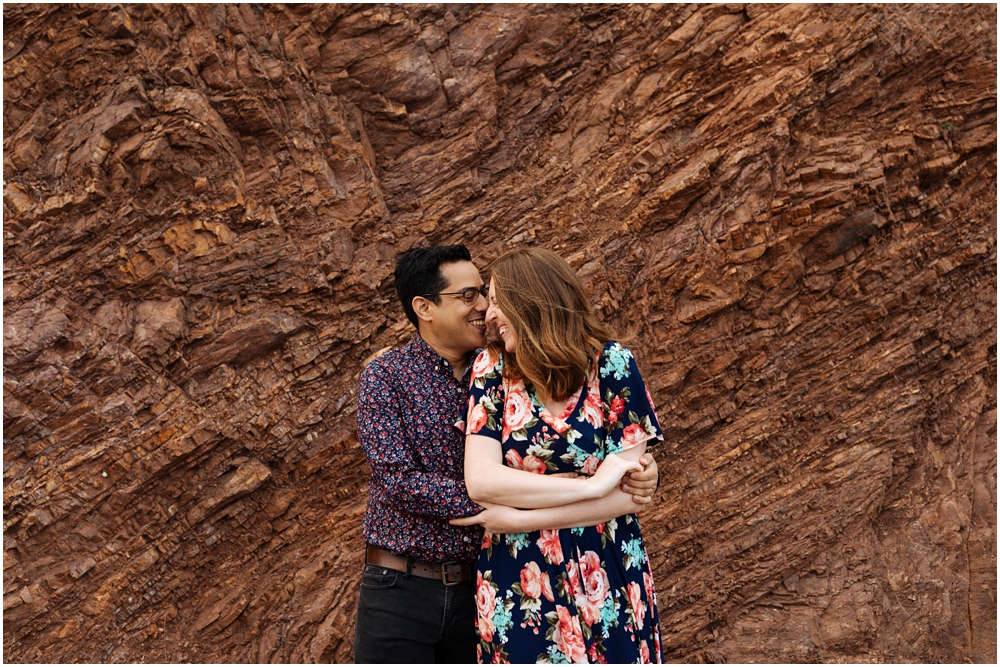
[394,245,472,329]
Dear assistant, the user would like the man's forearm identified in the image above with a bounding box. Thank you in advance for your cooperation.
[381,470,481,518]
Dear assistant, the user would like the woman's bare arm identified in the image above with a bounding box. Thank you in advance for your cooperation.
[451,484,645,533]
[453,448,658,533]
[464,434,642,509]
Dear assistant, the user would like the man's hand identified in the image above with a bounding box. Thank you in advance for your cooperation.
[621,450,659,505]
[450,502,524,534]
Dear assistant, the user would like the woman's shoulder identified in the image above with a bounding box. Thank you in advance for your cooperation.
[599,340,633,360]
[597,340,638,381]
[471,348,504,380]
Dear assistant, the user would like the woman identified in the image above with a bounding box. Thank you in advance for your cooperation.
[454,248,663,664]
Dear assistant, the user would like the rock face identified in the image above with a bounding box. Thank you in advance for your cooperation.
[3,4,996,663]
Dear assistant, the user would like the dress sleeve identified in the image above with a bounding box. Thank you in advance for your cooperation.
[599,342,663,455]
[465,350,505,440]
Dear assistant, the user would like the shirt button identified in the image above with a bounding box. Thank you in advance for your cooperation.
[463,536,470,542]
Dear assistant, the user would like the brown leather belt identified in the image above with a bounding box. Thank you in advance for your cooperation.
[365,545,474,587]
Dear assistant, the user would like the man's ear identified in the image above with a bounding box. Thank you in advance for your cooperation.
[411,296,434,324]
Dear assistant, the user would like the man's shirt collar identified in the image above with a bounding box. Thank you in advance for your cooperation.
[408,333,475,379]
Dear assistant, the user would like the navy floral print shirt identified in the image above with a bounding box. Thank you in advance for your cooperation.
[357,334,483,562]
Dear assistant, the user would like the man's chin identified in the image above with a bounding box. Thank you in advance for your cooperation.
[464,329,486,352]
[484,323,503,347]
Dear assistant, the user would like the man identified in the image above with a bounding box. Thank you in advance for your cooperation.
[353,245,659,663]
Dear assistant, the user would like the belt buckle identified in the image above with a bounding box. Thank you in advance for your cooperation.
[440,560,462,587]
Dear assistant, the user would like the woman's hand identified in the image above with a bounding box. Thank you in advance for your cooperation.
[450,502,525,534]
[587,453,642,498]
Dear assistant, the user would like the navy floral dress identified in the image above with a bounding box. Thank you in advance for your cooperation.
[465,341,663,664]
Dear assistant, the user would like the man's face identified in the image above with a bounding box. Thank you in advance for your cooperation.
[423,261,488,353]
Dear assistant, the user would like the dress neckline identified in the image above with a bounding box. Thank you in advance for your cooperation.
[527,383,587,433]
[524,347,602,434]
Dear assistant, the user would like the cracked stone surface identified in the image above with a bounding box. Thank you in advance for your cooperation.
[3,4,996,662]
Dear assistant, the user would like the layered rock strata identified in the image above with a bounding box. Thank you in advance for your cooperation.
[3,4,996,662]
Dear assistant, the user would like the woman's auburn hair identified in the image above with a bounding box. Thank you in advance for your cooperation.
[488,247,614,401]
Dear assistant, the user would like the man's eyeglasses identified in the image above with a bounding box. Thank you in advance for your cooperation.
[422,285,488,305]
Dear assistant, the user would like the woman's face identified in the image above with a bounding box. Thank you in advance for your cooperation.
[485,278,517,353]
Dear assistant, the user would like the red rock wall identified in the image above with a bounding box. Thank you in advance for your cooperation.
[3,4,996,662]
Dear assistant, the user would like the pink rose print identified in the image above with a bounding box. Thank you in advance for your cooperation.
[576,590,601,626]
[541,569,555,602]
[536,529,564,565]
[588,643,610,664]
[502,387,532,438]
[640,639,650,664]
[482,531,493,550]
[579,552,607,601]
[626,581,646,631]
[580,390,603,428]
[472,351,495,377]
[643,572,656,605]
[519,562,554,602]
[477,572,496,641]
[520,562,543,599]
[468,402,489,434]
[477,609,495,643]
[645,386,656,410]
[549,416,571,436]
[565,560,583,598]
[522,454,548,475]
[577,551,610,626]
[621,423,648,449]
[610,396,626,417]
[589,642,610,664]
[553,606,587,664]
[595,522,605,535]
[505,448,523,469]
[581,455,601,476]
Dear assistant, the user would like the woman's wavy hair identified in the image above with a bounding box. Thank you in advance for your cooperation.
[488,247,615,401]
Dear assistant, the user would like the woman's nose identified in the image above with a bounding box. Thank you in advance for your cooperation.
[485,305,497,322]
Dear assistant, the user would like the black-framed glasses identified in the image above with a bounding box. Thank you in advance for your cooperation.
[422,285,488,305]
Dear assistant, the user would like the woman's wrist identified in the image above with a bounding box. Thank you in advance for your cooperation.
[584,476,612,500]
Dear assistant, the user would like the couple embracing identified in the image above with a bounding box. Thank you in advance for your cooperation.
[354,245,664,664]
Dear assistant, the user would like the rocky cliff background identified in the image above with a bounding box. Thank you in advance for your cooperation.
[3,3,996,663]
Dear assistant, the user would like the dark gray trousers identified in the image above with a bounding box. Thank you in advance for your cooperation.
[353,563,478,664]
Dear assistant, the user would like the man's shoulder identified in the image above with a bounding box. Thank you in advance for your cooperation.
[358,346,406,410]
[361,345,401,380]
[364,345,401,370]
[360,339,423,382]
